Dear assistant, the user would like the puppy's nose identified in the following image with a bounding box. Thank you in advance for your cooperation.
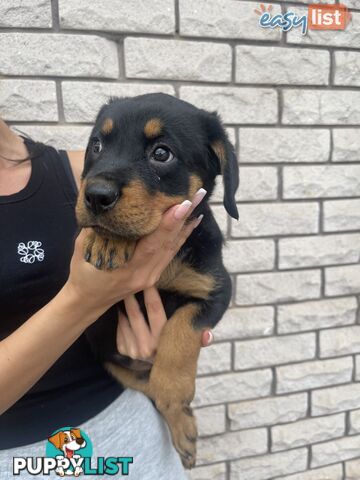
[76,438,85,446]
[85,180,119,215]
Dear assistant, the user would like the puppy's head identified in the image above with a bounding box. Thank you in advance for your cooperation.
[76,93,239,239]
[48,428,86,456]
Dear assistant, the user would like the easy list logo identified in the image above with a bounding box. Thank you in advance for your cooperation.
[255,3,352,36]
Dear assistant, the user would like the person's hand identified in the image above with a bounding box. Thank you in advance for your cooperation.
[117,286,214,362]
[64,188,207,320]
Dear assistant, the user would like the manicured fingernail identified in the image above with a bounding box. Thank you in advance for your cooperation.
[192,188,207,209]
[174,199,192,220]
[206,331,213,346]
[194,214,204,228]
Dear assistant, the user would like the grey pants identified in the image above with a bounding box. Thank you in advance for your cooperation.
[0,389,187,479]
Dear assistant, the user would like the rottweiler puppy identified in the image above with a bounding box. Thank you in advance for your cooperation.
[76,93,239,468]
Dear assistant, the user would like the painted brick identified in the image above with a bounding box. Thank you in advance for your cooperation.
[349,409,360,435]
[231,203,319,238]
[312,435,360,468]
[193,370,272,407]
[211,167,278,203]
[335,51,360,87]
[214,307,274,341]
[278,297,357,334]
[287,8,360,48]
[0,80,57,122]
[239,128,330,164]
[228,393,307,430]
[326,264,360,296]
[274,464,342,480]
[236,46,329,85]
[235,333,316,370]
[283,90,360,125]
[13,125,92,151]
[0,0,51,27]
[211,205,228,236]
[333,129,360,162]
[62,82,175,122]
[320,326,360,358]
[236,270,321,306]
[197,342,231,375]
[179,0,281,41]
[59,0,175,34]
[346,459,360,480]
[324,199,360,233]
[197,429,267,465]
[188,463,226,480]
[279,234,360,269]
[283,165,360,199]
[235,167,278,201]
[180,86,278,124]
[277,357,353,393]
[125,38,231,82]
[272,414,345,452]
[230,448,308,480]
[0,33,119,78]
[312,384,360,416]
[223,239,275,273]
[195,405,226,437]
[356,355,360,381]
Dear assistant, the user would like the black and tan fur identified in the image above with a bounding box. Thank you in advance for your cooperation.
[76,93,239,468]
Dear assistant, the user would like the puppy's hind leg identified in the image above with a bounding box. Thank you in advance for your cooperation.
[104,362,152,397]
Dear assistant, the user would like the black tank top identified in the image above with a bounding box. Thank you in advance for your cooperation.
[0,137,123,448]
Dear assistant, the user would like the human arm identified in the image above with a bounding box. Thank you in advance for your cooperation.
[0,198,202,414]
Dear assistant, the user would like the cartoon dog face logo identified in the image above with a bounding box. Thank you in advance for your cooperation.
[48,429,86,477]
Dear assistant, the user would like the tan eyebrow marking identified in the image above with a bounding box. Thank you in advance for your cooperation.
[101,118,114,135]
[144,118,163,139]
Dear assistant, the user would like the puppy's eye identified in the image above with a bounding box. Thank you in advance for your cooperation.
[92,138,102,154]
[64,438,69,443]
[151,146,173,163]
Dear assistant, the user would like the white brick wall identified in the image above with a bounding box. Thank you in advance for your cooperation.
[2,1,360,478]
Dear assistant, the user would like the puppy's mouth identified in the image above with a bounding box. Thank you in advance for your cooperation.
[93,225,117,237]
[65,447,74,459]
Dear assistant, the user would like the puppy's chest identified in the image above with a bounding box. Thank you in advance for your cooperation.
[157,258,215,300]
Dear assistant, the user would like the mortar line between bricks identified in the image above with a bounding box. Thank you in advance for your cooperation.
[6,118,360,129]
[55,81,65,123]
[330,50,336,87]
[198,443,360,471]
[5,73,360,90]
[174,0,180,35]
[117,38,125,80]
[4,27,360,52]
[50,0,60,32]
[214,409,349,436]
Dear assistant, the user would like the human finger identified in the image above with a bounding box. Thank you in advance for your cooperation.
[201,330,214,347]
[144,287,167,341]
[116,311,139,359]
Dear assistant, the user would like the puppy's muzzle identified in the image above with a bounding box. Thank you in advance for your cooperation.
[85,179,119,215]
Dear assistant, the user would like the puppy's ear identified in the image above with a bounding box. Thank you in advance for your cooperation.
[71,428,82,439]
[202,111,239,220]
[48,431,64,450]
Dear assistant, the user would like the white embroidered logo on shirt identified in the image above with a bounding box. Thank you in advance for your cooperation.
[17,241,45,264]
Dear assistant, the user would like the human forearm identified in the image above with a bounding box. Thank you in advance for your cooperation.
[0,283,104,414]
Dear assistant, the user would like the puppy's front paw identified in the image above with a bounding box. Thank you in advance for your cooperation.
[84,231,136,270]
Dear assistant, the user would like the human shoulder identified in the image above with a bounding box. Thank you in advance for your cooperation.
[66,150,84,190]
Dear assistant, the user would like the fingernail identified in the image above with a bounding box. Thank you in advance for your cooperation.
[194,214,204,228]
[174,199,192,220]
[192,188,207,209]
[206,331,213,346]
